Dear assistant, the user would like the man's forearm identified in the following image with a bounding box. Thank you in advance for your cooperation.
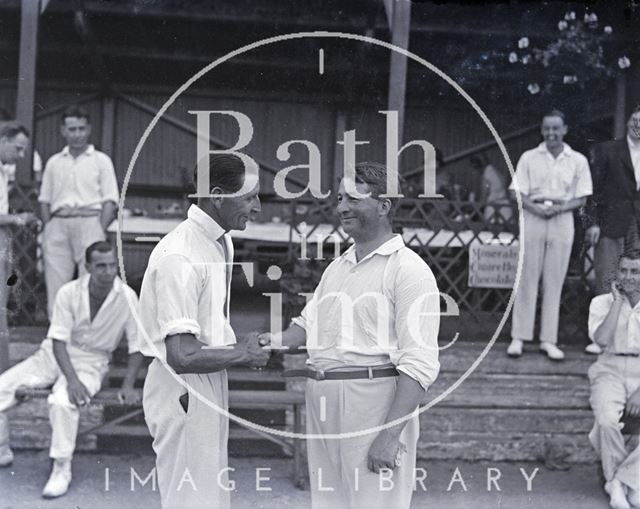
[121,352,144,389]
[100,201,116,232]
[277,323,307,353]
[556,197,586,214]
[379,373,426,439]
[593,302,623,347]
[52,339,80,383]
[166,334,249,374]
[40,203,51,224]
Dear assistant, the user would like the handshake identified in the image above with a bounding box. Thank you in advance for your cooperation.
[234,331,274,369]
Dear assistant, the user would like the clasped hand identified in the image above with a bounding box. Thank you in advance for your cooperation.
[236,332,270,368]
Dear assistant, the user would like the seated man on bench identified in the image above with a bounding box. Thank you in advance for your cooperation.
[0,241,143,499]
[588,252,640,509]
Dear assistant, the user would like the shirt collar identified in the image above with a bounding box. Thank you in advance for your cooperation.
[342,234,405,264]
[81,273,123,294]
[537,142,572,158]
[187,204,226,242]
[62,144,95,157]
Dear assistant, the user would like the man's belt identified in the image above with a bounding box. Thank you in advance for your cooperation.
[52,208,100,218]
[282,367,399,381]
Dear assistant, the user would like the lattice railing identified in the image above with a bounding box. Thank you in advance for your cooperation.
[7,184,47,325]
[282,197,594,341]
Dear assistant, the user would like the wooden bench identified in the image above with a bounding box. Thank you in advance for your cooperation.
[15,385,307,489]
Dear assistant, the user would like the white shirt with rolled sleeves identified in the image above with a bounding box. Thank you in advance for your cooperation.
[509,142,593,201]
[137,204,235,361]
[292,234,440,390]
[588,293,640,354]
[38,145,119,213]
[47,274,140,359]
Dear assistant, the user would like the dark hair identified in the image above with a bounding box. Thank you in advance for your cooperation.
[0,122,29,140]
[542,109,566,124]
[353,161,404,221]
[85,241,114,263]
[62,105,90,124]
[631,105,640,117]
[191,154,248,196]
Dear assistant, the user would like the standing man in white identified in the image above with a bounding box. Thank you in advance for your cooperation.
[39,105,119,318]
[588,253,640,509]
[261,162,440,509]
[0,241,143,499]
[507,109,593,360]
[139,154,269,509]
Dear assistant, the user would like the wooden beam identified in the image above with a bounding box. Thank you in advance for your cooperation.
[14,0,39,187]
[115,92,306,190]
[387,0,411,145]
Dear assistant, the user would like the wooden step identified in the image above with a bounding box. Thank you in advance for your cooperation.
[425,373,590,409]
[417,431,598,463]
[421,407,594,434]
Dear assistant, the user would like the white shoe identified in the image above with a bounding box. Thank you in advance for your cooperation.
[540,342,565,361]
[507,339,523,357]
[0,445,13,467]
[605,479,630,509]
[42,459,71,498]
[585,343,603,355]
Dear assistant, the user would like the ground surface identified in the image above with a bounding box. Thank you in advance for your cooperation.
[0,451,611,509]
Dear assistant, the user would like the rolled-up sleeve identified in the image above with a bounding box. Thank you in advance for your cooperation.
[588,294,613,341]
[47,285,74,342]
[38,158,54,204]
[98,154,120,204]
[573,154,593,199]
[124,288,141,354]
[508,152,531,195]
[389,268,441,390]
[155,254,202,341]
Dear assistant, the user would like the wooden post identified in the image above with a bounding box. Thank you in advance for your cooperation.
[14,0,40,187]
[101,95,115,155]
[331,110,347,191]
[1,0,40,374]
[613,74,627,139]
[387,0,411,146]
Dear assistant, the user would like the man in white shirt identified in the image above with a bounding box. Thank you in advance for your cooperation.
[0,241,143,499]
[139,154,269,509]
[507,110,593,360]
[0,123,37,372]
[39,105,120,318]
[260,162,440,509]
[588,253,640,509]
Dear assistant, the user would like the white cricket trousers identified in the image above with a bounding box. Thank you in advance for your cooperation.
[42,216,105,318]
[0,339,108,459]
[143,358,230,509]
[305,376,419,509]
[589,354,640,491]
[511,210,574,344]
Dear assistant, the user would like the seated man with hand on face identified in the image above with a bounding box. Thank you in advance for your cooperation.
[0,241,143,499]
[588,252,640,509]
